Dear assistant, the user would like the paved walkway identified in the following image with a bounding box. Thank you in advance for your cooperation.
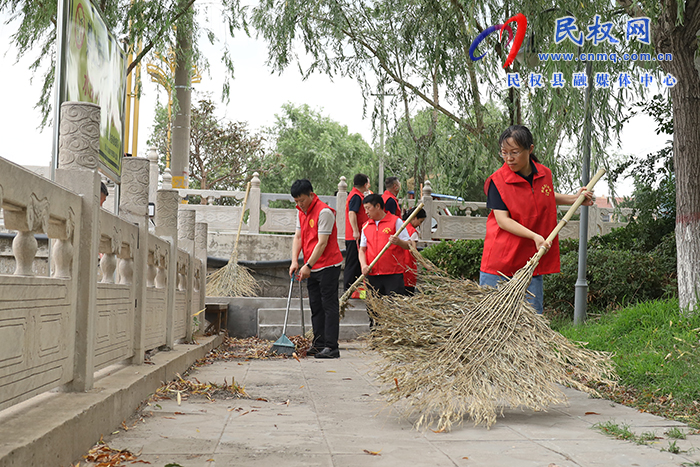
[77,341,700,467]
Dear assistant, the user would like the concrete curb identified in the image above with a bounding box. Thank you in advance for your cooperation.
[0,335,224,467]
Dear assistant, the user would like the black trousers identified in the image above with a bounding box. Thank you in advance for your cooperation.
[307,265,341,350]
[343,240,361,291]
[365,273,405,327]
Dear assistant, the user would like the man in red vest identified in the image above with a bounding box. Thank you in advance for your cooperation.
[344,173,371,291]
[289,179,344,359]
[358,194,411,326]
[382,176,402,217]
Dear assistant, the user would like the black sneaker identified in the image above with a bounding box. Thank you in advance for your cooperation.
[314,347,340,359]
[306,346,321,356]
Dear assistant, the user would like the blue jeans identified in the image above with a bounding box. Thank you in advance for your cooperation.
[479,271,544,314]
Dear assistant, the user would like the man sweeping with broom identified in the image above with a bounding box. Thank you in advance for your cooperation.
[289,179,344,359]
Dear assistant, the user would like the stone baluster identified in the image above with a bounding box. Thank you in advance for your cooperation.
[120,156,150,363]
[247,172,261,234]
[148,147,159,205]
[421,180,434,241]
[147,251,157,287]
[156,188,179,348]
[162,168,172,190]
[335,176,347,240]
[194,221,208,334]
[12,232,38,276]
[99,252,117,283]
[54,101,102,392]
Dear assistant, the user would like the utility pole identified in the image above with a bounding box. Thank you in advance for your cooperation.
[371,80,394,194]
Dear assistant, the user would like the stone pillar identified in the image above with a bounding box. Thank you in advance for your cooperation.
[119,156,150,364]
[178,209,196,341]
[420,180,434,241]
[156,189,180,348]
[335,176,347,241]
[55,101,101,392]
[148,147,159,204]
[194,221,208,333]
[248,172,261,234]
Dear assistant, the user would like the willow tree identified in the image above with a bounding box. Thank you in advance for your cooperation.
[252,0,700,310]
[0,0,246,125]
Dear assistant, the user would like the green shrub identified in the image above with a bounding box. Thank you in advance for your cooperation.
[544,241,676,317]
[421,239,483,281]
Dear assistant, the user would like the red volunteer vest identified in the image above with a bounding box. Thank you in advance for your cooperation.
[297,196,343,270]
[480,162,560,276]
[345,187,370,241]
[404,223,418,287]
[362,213,404,275]
[382,190,402,217]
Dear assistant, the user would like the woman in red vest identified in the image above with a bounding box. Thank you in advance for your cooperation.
[402,206,427,295]
[480,125,594,314]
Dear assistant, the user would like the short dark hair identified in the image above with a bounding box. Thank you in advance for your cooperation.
[385,176,399,190]
[100,182,109,197]
[362,193,384,209]
[290,179,313,198]
[353,173,369,188]
[402,207,426,221]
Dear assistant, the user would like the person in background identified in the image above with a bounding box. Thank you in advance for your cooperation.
[358,194,411,326]
[402,207,427,295]
[382,176,402,217]
[480,125,594,314]
[344,173,372,292]
[289,179,343,359]
[100,182,109,207]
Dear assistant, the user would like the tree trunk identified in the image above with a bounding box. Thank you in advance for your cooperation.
[657,10,700,311]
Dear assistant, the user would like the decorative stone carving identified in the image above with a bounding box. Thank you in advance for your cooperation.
[119,157,150,221]
[118,257,134,285]
[58,101,100,170]
[338,176,347,194]
[156,190,179,234]
[51,238,73,278]
[13,231,37,276]
[162,168,172,190]
[178,210,196,242]
[100,253,117,283]
[110,225,122,256]
[27,193,50,233]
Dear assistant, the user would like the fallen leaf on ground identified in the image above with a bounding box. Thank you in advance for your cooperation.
[363,449,382,456]
[584,412,601,415]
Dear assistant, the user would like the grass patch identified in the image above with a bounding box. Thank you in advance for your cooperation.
[557,298,700,428]
[666,427,687,439]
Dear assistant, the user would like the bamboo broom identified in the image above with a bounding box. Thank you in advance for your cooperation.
[339,202,425,316]
[206,181,259,297]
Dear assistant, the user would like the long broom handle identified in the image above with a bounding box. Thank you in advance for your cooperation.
[340,202,425,305]
[534,168,606,262]
[229,181,252,263]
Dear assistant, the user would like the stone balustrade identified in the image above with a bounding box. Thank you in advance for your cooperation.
[0,102,206,411]
[177,174,630,261]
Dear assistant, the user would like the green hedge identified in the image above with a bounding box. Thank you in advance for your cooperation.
[421,227,677,316]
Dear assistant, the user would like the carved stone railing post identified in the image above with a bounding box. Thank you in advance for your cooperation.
[248,172,261,234]
[178,209,195,341]
[156,189,179,348]
[421,180,434,241]
[194,221,208,334]
[336,176,347,240]
[54,100,101,392]
[120,156,150,364]
[147,147,159,205]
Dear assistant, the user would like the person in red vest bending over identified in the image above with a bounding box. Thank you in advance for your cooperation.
[358,193,411,327]
[402,206,427,295]
[344,173,371,292]
[289,179,344,359]
[382,176,402,217]
[480,125,594,314]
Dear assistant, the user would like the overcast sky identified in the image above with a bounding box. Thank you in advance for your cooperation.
[0,10,670,198]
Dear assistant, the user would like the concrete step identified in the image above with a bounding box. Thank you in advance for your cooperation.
[258,299,369,341]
